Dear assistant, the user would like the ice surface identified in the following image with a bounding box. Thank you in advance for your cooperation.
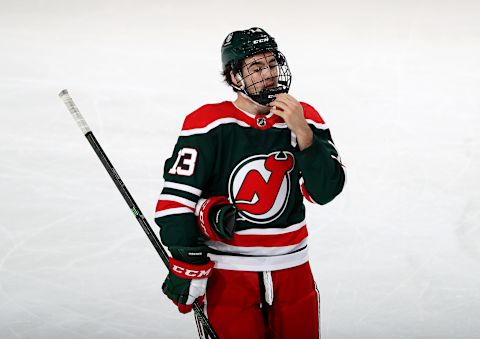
[1,1,479,338]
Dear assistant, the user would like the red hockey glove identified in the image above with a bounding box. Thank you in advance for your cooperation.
[162,246,214,314]
[196,196,237,241]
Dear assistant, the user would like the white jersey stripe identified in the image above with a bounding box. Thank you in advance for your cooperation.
[206,238,308,256]
[155,207,193,218]
[163,181,202,196]
[290,130,297,147]
[158,194,197,209]
[235,219,306,235]
[306,119,328,130]
[208,246,309,271]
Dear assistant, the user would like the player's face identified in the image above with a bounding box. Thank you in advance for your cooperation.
[240,52,279,95]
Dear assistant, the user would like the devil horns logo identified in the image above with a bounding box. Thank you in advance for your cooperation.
[228,151,295,224]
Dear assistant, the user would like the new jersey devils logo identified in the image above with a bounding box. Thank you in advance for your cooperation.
[228,151,295,224]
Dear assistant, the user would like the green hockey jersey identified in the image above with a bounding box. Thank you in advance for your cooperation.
[155,101,345,271]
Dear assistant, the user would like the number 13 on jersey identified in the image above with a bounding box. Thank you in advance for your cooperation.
[168,147,198,176]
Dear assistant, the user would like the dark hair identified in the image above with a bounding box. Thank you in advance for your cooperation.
[221,63,240,92]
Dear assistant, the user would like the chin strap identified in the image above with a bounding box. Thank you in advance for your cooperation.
[250,87,288,105]
[239,92,269,108]
[233,70,289,106]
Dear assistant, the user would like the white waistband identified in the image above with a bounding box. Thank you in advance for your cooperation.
[208,246,309,272]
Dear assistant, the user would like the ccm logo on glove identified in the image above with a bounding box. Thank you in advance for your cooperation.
[198,200,210,238]
[169,258,214,279]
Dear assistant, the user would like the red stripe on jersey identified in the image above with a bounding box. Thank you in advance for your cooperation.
[182,102,248,130]
[155,200,195,212]
[301,102,325,125]
[300,182,316,204]
[180,101,281,131]
[223,225,308,247]
[181,101,324,132]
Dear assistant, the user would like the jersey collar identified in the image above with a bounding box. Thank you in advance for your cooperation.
[231,102,285,130]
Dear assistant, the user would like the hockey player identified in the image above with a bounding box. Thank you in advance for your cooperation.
[155,27,345,339]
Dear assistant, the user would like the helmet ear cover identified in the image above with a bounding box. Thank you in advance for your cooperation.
[233,72,245,90]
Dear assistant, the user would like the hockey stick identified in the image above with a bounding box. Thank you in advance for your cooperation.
[59,89,219,339]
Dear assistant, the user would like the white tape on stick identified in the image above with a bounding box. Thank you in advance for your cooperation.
[58,89,91,135]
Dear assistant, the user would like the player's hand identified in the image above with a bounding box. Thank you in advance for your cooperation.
[196,196,237,241]
[162,246,214,313]
[269,94,313,150]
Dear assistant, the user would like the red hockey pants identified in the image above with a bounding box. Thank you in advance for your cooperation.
[204,262,320,339]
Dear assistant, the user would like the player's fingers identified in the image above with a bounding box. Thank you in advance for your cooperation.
[270,106,286,119]
[270,95,290,106]
[276,93,298,105]
[274,94,303,116]
[269,100,289,112]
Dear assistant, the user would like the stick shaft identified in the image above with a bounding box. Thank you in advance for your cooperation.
[58,89,218,339]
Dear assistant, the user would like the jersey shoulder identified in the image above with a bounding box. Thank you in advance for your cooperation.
[182,101,237,131]
[300,101,325,125]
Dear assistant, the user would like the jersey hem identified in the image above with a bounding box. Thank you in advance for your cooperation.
[207,246,309,271]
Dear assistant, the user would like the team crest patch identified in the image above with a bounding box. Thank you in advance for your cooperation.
[228,151,295,224]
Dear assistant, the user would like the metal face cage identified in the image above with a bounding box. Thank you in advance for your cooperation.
[236,51,292,105]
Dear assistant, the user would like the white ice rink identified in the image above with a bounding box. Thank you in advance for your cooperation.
[1,0,479,338]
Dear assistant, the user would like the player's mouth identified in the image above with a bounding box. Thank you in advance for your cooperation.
[264,82,275,89]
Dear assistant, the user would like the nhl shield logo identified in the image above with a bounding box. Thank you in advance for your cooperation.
[257,117,266,127]
[228,151,295,224]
